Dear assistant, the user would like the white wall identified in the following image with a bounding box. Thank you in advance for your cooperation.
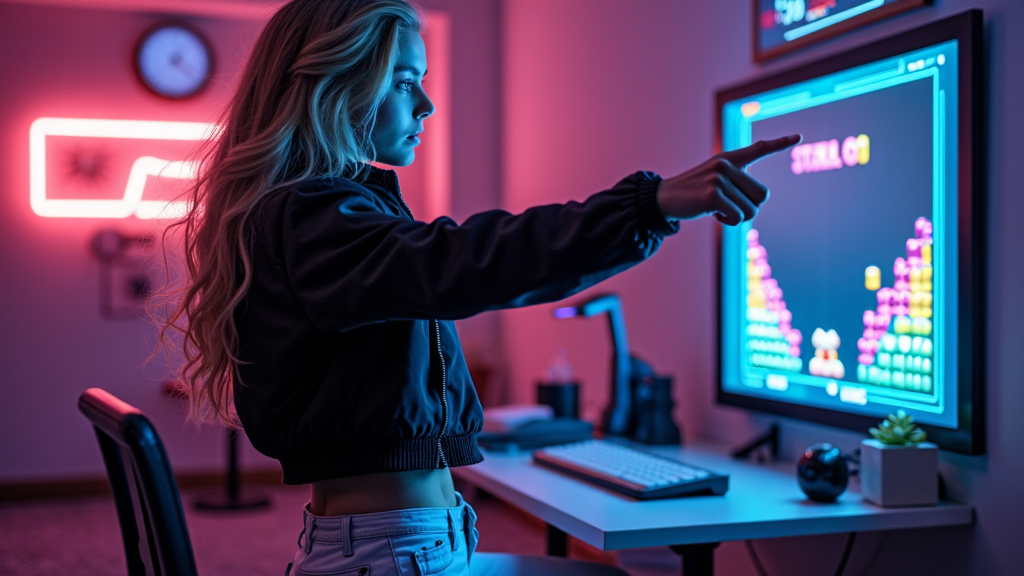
[500,0,1023,573]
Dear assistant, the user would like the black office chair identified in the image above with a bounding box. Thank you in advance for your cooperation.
[78,387,199,576]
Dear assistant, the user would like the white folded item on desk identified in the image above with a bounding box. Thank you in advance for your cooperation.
[482,404,554,434]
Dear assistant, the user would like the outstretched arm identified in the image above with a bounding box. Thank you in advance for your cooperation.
[278,173,674,332]
[275,136,800,333]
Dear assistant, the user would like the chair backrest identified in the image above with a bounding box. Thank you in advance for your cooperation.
[78,388,199,576]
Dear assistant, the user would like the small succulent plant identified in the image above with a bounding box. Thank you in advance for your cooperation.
[869,410,927,445]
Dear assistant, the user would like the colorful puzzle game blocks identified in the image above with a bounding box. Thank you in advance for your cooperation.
[856,217,935,393]
[746,229,802,373]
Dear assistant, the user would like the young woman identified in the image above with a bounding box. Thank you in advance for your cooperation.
[161,0,798,574]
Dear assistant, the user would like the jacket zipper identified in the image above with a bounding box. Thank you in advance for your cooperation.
[393,184,450,469]
[393,180,414,220]
[435,319,450,468]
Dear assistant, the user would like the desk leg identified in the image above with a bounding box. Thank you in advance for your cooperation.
[669,542,719,576]
[547,525,568,557]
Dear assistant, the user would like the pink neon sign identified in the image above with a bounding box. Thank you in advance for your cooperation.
[29,118,219,219]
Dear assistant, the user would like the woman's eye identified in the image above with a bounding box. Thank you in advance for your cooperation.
[397,80,414,92]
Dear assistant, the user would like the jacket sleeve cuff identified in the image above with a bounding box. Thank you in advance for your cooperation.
[632,171,680,238]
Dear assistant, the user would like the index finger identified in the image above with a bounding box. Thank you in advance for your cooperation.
[722,134,802,169]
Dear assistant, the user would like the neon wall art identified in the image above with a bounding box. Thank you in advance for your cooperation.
[26,15,450,222]
[29,117,219,219]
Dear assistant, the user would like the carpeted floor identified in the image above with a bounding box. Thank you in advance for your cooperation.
[0,484,684,576]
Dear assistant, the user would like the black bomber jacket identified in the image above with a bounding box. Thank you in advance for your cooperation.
[234,166,679,485]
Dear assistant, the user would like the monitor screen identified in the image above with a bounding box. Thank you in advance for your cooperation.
[717,12,982,453]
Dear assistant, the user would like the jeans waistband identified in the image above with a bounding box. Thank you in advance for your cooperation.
[299,492,469,556]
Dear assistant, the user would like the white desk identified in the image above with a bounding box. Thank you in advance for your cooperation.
[453,441,973,575]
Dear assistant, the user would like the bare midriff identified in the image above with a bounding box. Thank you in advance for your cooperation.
[309,468,457,516]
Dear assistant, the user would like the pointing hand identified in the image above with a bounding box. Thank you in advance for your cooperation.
[656,134,802,225]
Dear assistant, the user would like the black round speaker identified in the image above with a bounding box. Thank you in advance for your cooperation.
[796,443,850,503]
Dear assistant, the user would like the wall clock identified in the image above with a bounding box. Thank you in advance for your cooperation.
[135,24,213,99]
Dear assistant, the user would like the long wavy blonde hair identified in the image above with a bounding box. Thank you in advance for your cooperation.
[157,0,421,426]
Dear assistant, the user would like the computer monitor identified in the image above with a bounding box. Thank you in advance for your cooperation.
[716,11,983,454]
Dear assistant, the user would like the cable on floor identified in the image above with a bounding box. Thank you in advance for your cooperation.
[744,540,770,576]
[833,532,857,576]
[744,532,858,576]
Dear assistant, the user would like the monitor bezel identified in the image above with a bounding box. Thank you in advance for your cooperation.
[716,10,985,455]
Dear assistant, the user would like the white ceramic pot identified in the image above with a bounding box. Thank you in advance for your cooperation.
[859,439,938,507]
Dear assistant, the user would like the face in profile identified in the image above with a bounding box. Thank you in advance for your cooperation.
[370,30,434,167]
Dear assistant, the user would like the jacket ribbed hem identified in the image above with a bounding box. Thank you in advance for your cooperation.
[278,432,484,485]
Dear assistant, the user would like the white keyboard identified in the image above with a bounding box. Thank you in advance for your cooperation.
[533,440,729,500]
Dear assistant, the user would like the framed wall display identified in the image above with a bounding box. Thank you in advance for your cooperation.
[755,0,933,62]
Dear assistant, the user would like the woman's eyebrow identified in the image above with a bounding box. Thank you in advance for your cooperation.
[393,65,427,77]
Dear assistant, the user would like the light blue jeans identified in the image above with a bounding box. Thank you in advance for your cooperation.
[287,492,628,576]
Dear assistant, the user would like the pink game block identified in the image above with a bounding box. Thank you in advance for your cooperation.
[907,238,922,259]
[915,217,933,241]
[894,257,908,276]
[863,310,876,327]
[874,313,891,331]
[858,337,879,354]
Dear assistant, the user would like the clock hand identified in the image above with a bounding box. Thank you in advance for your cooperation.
[170,53,197,77]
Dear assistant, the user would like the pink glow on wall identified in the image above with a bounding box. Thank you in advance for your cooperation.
[422,12,451,222]
[29,117,217,219]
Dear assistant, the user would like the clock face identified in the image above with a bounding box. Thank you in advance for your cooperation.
[136,25,212,99]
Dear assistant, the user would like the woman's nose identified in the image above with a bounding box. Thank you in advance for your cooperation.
[415,88,435,120]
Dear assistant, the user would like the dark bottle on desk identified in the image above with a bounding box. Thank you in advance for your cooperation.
[536,348,580,418]
[632,375,681,445]
[537,382,580,419]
